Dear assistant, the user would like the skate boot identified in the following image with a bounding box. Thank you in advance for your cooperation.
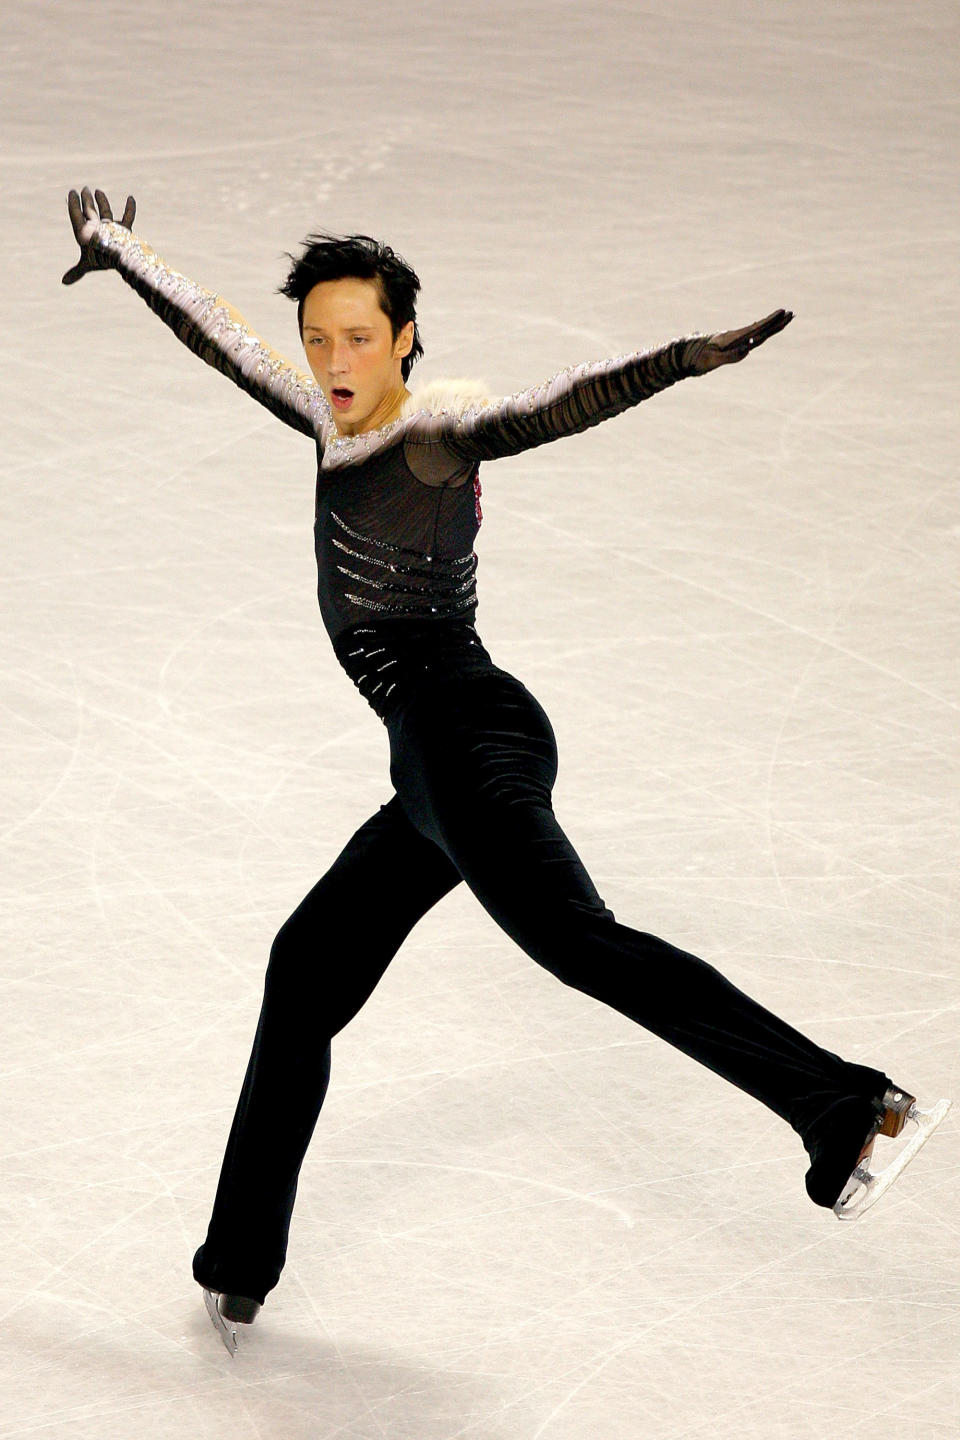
[831,1087,951,1220]
[202,1288,261,1356]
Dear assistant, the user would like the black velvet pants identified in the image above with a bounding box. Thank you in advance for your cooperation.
[193,666,890,1304]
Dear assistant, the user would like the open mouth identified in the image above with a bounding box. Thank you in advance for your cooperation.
[331,388,355,409]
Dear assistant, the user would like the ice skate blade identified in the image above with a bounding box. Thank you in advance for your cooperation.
[833,1097,951,1221]
[202,1287,259,1355]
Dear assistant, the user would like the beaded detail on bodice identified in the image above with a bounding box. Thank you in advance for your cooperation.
[314,441,483,649]
[329,508,478,619]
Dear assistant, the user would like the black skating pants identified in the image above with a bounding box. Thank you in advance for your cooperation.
[193,668,890,1304]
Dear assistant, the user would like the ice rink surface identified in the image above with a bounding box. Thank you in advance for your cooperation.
[2,1,958,1435]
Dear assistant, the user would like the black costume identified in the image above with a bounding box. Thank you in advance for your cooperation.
[86,220,891,1306]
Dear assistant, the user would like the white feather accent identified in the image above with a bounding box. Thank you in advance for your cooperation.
[400,377,498,419]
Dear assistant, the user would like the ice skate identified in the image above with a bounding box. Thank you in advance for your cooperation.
[202,1287,261,1355]
[833,1088,951,1221]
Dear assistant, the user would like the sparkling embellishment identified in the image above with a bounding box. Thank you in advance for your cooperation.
[331,534,473,580]
[328,508,478,620]
[335,562,474,600]
[331,510,471,567]
[333,616,493,721]
[343,589,477,615]
[92,221,327,439]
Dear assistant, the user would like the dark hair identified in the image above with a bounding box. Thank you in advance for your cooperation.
[278,231,424,382]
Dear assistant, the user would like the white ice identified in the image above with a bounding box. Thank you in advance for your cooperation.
[2,1,958,1436]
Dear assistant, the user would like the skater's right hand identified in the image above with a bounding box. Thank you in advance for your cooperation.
[62,186,137,285]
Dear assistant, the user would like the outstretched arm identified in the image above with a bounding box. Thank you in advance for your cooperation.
[405,310,793,469]
[63,186,327,441]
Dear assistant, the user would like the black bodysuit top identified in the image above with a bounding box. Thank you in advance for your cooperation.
[89,219,703,721]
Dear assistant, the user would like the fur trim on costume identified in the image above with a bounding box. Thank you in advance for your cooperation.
[400,377,497,418]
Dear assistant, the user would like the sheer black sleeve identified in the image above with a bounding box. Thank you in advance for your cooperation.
[403,336,701,476]
[89,220,329,441]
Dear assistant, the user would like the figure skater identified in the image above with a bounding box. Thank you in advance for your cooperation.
[63,186,949,1355]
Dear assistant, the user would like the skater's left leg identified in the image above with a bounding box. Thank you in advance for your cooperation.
[388,672,893,1195]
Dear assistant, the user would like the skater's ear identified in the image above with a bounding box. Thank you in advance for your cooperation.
[393,320,415,360]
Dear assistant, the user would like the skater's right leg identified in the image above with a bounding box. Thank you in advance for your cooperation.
[193,793,462,1304]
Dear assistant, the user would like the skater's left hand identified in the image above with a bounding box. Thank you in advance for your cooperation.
[684,309,794,374]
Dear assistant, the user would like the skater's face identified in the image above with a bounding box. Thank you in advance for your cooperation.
[302,278,414,437]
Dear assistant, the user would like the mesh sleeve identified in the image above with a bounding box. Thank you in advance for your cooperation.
[403,337,701,468]
[89,220,328,440]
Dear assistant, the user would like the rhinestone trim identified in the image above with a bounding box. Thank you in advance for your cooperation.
[330,510,475,569]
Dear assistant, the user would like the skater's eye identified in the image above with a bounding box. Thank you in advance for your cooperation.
[308,336,368,346]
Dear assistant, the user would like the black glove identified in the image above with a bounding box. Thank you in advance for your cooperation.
[62,185,137,285]
[684,309,794,374]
